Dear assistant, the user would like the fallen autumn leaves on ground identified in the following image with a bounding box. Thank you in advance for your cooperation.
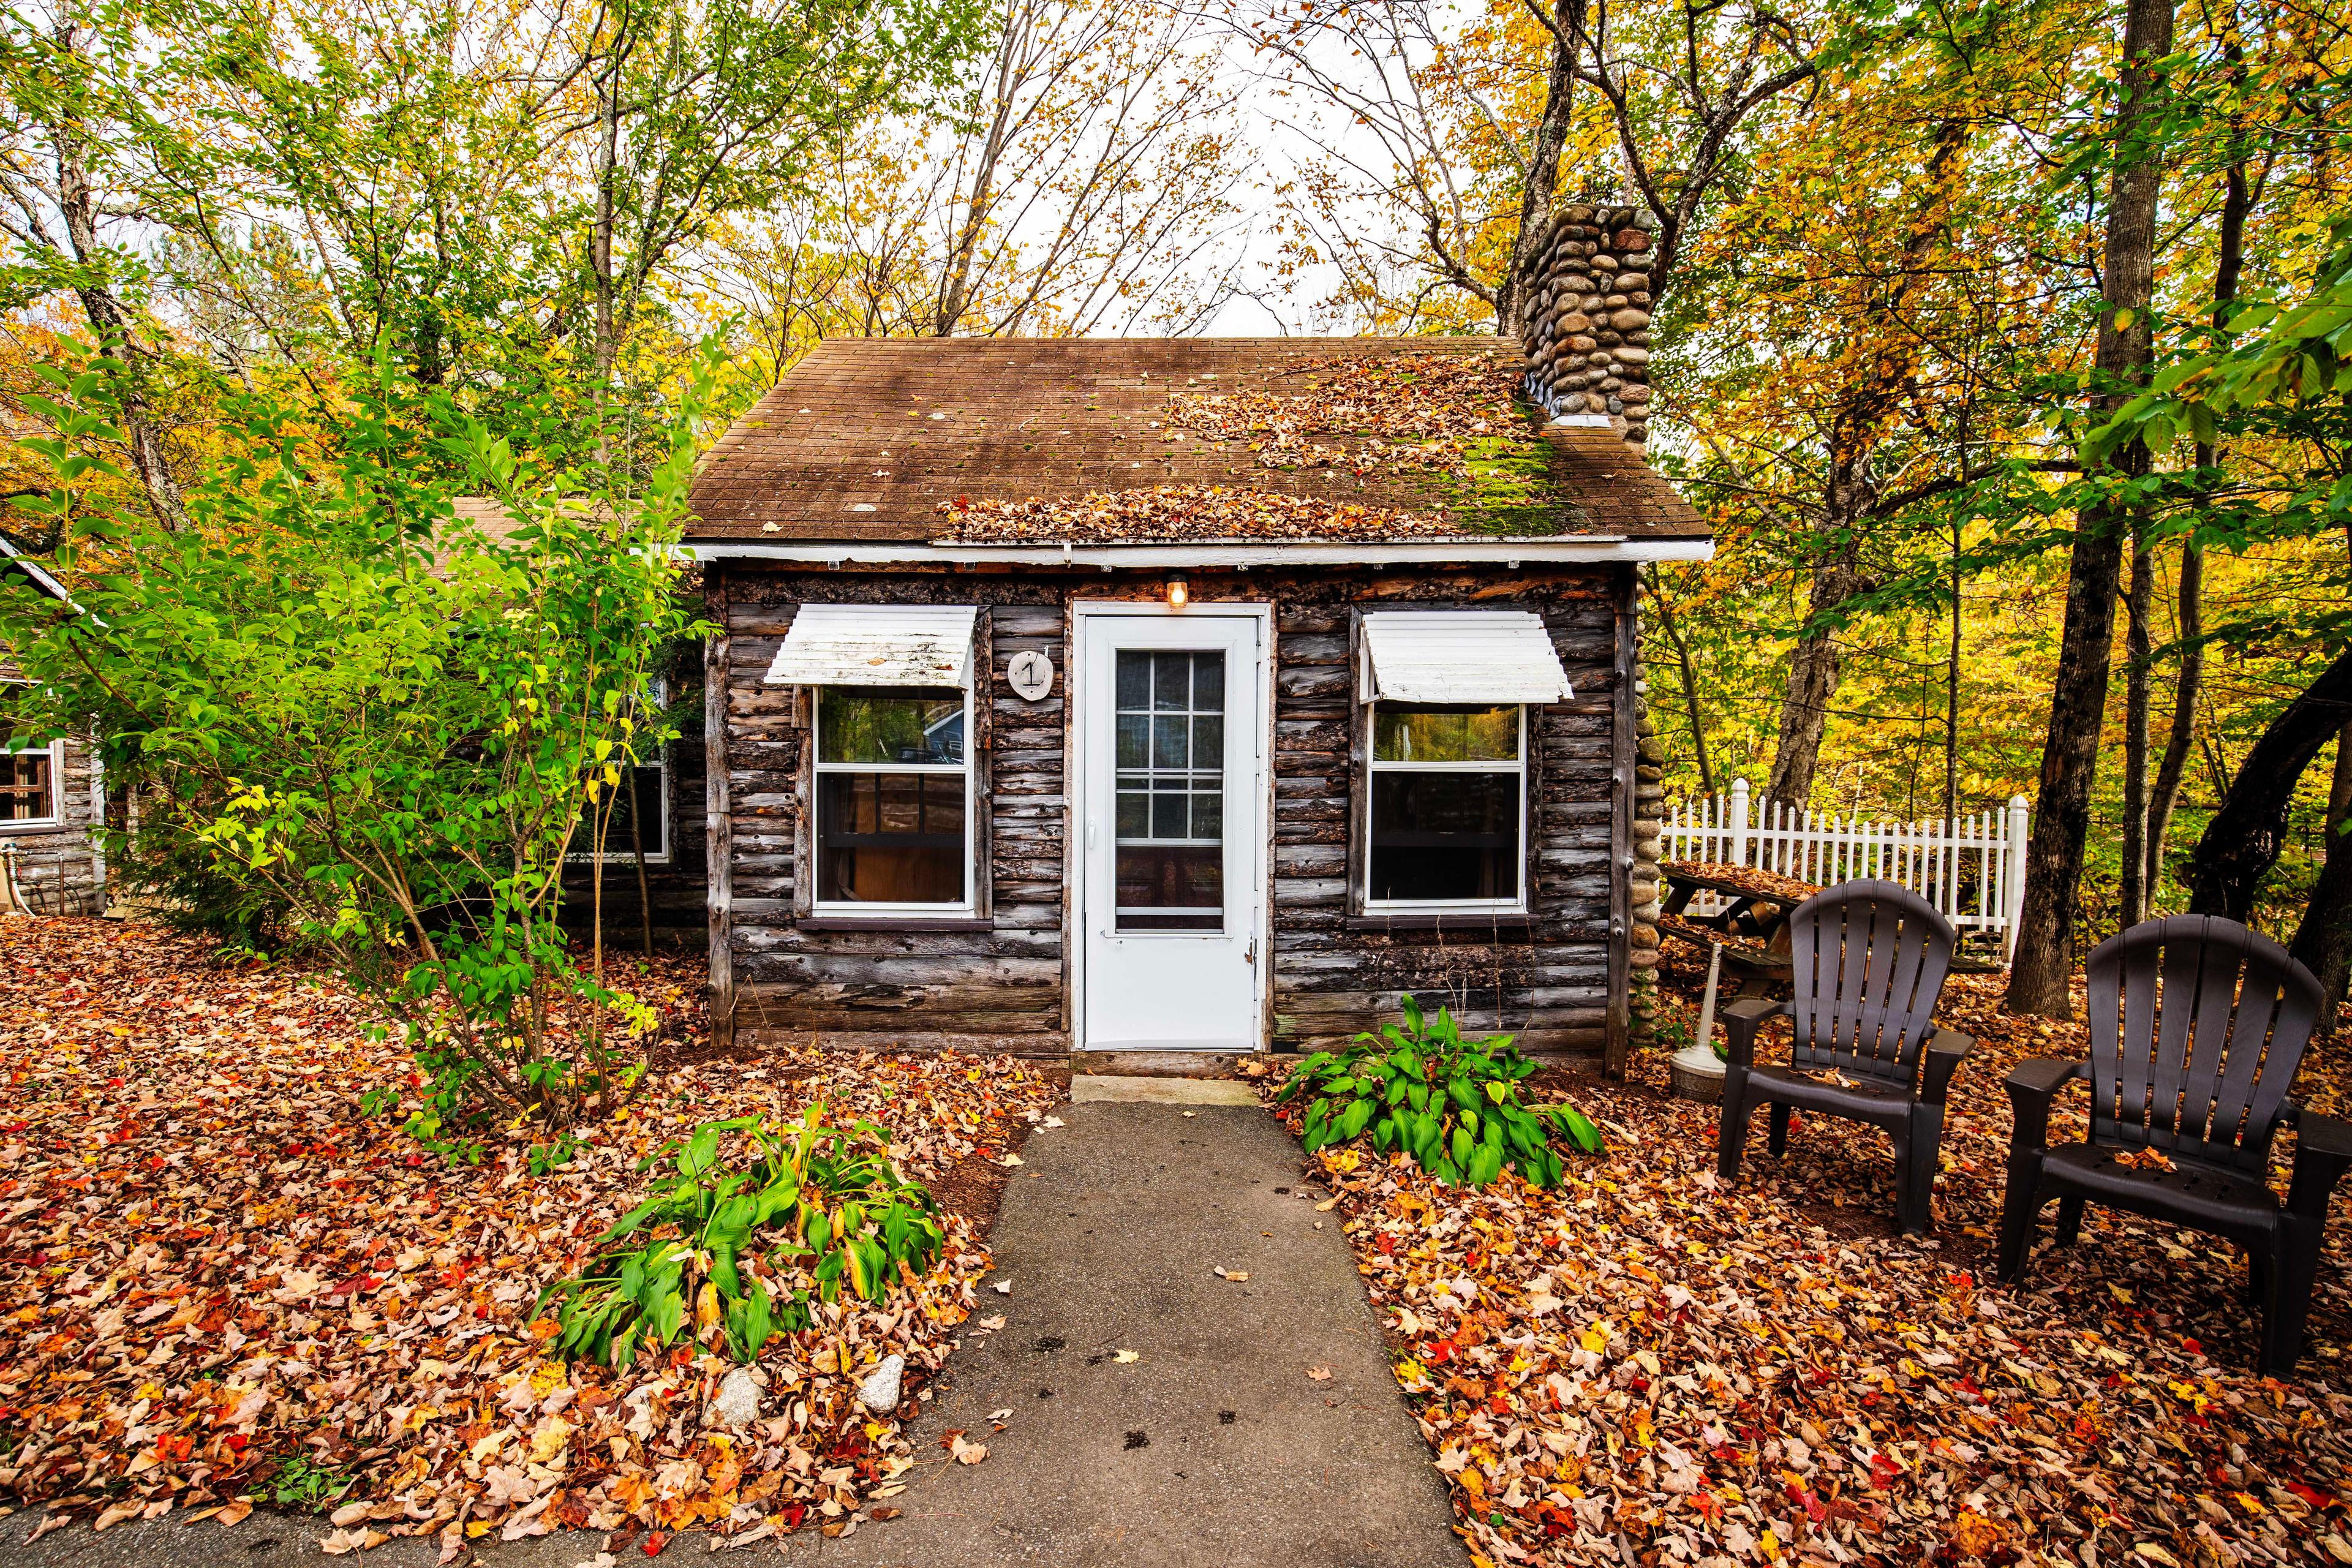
[0,918,1058,1552]
[1257,973,2352,1568]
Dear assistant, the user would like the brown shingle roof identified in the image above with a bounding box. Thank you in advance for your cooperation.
[684,337,1707,545]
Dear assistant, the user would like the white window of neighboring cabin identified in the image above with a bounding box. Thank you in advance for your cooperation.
[810,685,973,912]
[1356,609,1572,916]
[1,679,62,831]
[1366,704,1526,910]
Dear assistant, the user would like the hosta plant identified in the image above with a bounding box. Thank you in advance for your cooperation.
[533,1102,944,1369]
[1278,995,1604,1188]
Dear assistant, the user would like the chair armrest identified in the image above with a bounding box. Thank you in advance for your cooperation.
[2285,1102,2352,1219]
[2003,1057,2086,1152]
[1919,1028,1975,1104]
[1717,997,1790,1066]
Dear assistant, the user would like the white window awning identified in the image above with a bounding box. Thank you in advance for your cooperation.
[1360,610,1572,705]
[764,604,978,688]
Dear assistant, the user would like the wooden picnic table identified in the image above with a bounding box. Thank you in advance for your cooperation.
[1656,861,2004,987]
[1657,863,1806,997]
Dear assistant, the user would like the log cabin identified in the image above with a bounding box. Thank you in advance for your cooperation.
[0,537,107,914]
[683,210,1710,1069]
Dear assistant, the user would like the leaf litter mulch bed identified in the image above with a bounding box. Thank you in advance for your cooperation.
[0,918,1061,1555]
[1251,973,2352,1568]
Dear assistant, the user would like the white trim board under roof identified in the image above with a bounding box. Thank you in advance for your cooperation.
[1361,610,1572,705]
[688,537,1713,568]
[764,603,978,688]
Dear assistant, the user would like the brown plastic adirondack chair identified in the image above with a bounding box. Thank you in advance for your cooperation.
[1716,880,1975,1235]
[1997,915,2352,1377]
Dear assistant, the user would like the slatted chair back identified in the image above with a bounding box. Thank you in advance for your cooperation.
[2083,915,2323,1174]
[1786,880,1957,1085]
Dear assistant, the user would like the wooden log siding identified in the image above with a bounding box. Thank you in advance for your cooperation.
[708,565,1624,1057]
[1,732,107,915]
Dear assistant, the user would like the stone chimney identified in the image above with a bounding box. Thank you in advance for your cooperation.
[1517,201,1657,445]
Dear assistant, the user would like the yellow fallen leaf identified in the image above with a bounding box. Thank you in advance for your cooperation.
[2132,1547,2182,1567]
[1113,1349,1140,1364]
[1306,1365,1332,1381]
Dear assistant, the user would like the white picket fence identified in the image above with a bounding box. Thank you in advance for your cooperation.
[1662,778,2034,959]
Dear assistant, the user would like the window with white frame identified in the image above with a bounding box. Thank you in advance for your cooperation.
[1366,705,1525,908]
[1,677,61,829]
[812,685,972,910]
[1,742,58,827]
[575,680,671,864]
[1355,609,1570,914]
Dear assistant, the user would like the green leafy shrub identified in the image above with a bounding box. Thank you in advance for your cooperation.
[0,352,713,1137]
[534,1103,944,1370]
[1278,995,1603,1188]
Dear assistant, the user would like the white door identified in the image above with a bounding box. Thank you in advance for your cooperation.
[1077,608,1267,1051]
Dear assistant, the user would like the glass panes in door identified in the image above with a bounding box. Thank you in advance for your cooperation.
[1114,649,1225,930]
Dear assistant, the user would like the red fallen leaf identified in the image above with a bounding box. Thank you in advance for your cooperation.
[2288,1481,2333,1511]
[2183,1336,2203,1355]
[640,1530,668,1556]
[1869,1452,1901,1488]
[223,1434,248,1453]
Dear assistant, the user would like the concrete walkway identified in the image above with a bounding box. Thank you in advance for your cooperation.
[0,1091,1464,1568]
[804,1092,1466,1567]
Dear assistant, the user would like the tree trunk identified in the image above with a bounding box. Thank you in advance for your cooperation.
[933,1,1026,336]
[2143,121,2247,906]
[2147,538,2203,902]
[2290,721,2352,1017]
[1496,0,1586,339]
[1763,541,1853,813]
[1758,121,1963,815]
[2119,533,2155,924]
[2005,0,2173,1016]
[2185,648,2352,921]
[1639,565,1714,796]
[49,22,186,534]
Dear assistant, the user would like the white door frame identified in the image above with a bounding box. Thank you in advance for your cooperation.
[1067,600,1274,1052]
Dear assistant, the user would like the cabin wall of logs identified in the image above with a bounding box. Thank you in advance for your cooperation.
[704,563,1654,1060]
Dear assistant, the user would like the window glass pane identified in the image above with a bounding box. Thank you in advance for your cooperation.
[1,750,52,822]
[1115,648,1226,931]
[1115,846,1223,930]
[1152,714,1188,769]
[1116,650,1150,709]
[620,762,665,859]
[1192,650,1225,711]
[1370,771,1518,902]
[817,772,965,903]
[1373,705,1518,763]
[1153,652,1190,710]
[818,688,964,765]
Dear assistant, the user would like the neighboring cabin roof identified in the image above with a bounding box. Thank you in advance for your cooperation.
[683,337,1708,554]
[0,535,72,605]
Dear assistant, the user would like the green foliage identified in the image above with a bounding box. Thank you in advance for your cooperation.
[263,1454,357,1512]
[533,1103,944,1370]
[0,347,714,1136]
[1276,994,1603,1188]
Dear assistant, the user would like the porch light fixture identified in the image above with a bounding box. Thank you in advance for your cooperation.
[1164,574,1189,609]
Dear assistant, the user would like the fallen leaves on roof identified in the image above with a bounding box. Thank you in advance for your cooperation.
[0,918,1060,1550]
[1168,350,1540,480]
[937,486,1478,543]
[1251,970,2352,1568]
